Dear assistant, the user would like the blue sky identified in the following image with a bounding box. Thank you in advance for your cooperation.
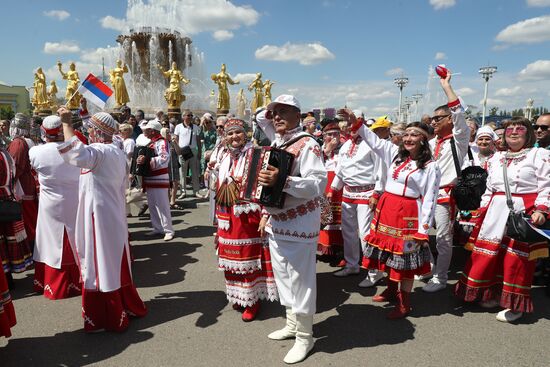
[2,0,550,117]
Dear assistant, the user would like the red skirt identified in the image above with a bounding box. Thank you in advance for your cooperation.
[34,229,82,300]
[0,220,33,273]
[362,192,431,281]
[0,253,16,338]
[318,171,344,255]
[81,249,147,332]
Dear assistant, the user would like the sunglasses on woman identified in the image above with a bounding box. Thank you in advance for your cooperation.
[504,126,528,135]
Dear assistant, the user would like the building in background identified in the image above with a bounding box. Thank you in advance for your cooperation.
[0,83,31,115]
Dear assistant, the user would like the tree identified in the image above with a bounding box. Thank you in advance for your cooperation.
[0,106,14,120]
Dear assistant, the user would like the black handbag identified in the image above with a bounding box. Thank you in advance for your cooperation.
[450,139,488,211]
[0,150,22,222]
[502,157,547,243]
[181,126,194,161]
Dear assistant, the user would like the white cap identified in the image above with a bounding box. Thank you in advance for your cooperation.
[143,120,162,132]
[353,109,364,118]
[42,115,61,129]
[476,125,498,141]
[139,120,148,129]
[266,94,301,111]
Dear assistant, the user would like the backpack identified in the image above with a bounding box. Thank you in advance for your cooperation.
[450,139,488,211]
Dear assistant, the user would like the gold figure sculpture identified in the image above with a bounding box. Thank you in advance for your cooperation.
[57,61,81,109]
[211,63,239,113]
[48,80,59,110]
[263,79,274,107]
[248,73,264,112]
[109,60,130,108]
[31,67,49,109]
[157,62,189,109]
[236,88,246,118]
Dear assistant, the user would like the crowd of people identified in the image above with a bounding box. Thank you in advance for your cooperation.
[0,71,549,364]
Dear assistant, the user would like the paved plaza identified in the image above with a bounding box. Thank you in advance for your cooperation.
[1,199,549,367]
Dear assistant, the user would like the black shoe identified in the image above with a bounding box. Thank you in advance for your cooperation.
[138,204,148,216]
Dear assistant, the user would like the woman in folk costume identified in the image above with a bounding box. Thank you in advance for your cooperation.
[318,119,344,257]
[57,106,147,332]
[0,147,32,286]
[29,115,82,299]
[7,113,39,248]
[214,118,278,321]
[345,110,441,319]
[455,117,550,323]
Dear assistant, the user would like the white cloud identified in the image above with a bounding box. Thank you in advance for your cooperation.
[233,73,256,83]
[43,41,80,54]
[526,0,550,7]
[212,30,234,41]
[384,68,404,76]
[429,0,456,10]
[43,10,70,21]
[495,86,522,97]
[480,98,506,106]
[456,87,476,96]
[435,52,447,60]
[518,60,550,81]
[99,0,259,35]
[495,15,550,44]
[254,42,335,66]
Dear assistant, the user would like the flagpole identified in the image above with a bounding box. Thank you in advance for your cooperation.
[65,87,81,107]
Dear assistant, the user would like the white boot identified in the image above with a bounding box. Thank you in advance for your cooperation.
[283,314,314,364]
[268,307,296,340]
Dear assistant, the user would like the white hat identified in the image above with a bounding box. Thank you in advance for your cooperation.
[41,115,62,137]
[202,112,214,122]
[353,109,364,118]
[139,120,148,129]
[266,94,301,111]
[476,125,498,141]
[143,120,162,132]
[89,112,118,136]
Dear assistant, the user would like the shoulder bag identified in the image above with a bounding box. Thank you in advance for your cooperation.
[181,125,195,161]
[450,139,488,211]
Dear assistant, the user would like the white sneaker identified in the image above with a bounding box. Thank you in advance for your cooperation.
[333,267,360,277]
[358,272,385,288]
[163,233,174,241]
[479,299,500,309]
[422,279,446,293]
[496,309,523,323]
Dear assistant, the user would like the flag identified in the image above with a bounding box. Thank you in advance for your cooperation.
[77,73,113,109]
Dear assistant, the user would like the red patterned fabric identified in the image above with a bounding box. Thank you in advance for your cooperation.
[318,171,343,255]
[81,249,147,332]
[34,229,81,300]
[0,252,16,338]
[0,220,32,273]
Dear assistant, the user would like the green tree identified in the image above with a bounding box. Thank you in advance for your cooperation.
[0,106,14,120]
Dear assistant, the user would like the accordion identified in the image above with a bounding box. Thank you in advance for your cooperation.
[239,146,295,208]
[130,145,155,177]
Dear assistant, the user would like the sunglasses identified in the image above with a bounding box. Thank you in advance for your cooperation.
[533,124,549,131]
[216,125,224,129]
[431,114,451,123]
[505,126,528,135]
[185,114,193,117]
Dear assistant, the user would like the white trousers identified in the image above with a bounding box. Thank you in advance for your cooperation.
[431,203,453,283]
[341,201,374,271]
[268,235,317,316]
[179,154,200,193]
[146,188,174,235]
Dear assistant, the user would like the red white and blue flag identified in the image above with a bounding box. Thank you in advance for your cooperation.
[77,73,113,109]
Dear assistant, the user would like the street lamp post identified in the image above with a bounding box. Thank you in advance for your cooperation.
[404,97,413,123]
[479,66,497,125]
[412,93,423,120]
[394,76,409,123]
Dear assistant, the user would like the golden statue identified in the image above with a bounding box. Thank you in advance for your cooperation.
[263,79,274,107]
[248,72,264,112]
[57,61,81,109]
[109,60,130,108]
[211,63,239,112]
[236,88,247,118]
[157,62,189,109]
[48,80,59,110]
[31,67,49,109]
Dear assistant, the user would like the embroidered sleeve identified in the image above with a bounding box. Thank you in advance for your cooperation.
[57,135,103,170]
[418,162,441,235]
[356,125,398,169]
[283,139,327,199]
[534,148,550,211]
[450,98,469,157]
[479,153,499,208]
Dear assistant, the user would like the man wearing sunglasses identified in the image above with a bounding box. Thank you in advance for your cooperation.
[534,113,550,149]
[174,110,202,198]
[423,72,470,293]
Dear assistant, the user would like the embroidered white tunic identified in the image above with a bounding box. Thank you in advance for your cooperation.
[29,142,81,269]
[57,136,130,292]
[357,125,441,236]
[265,127,327,242]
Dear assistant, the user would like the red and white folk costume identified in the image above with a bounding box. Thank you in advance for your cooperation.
[0,252,16,338]
[455,148,550,313]
[356,124,441,281]
[58,112,146,332]
[29,116,82,299]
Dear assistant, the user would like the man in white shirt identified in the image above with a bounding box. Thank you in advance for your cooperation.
[174,110,202,198]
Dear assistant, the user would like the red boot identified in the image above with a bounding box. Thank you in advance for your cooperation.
[242,302,261,322]
[387,291,411,319]
[372,280,398,302]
